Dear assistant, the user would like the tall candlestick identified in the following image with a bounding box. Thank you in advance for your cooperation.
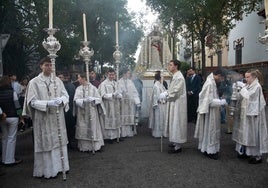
[115,21,119,45]
[148,37,151,67]
[145,38,147,64]
[49,0,53,28]
[83,13,87,42]
[162,38,165,64]
[265,0,268,17]
[171,37,174,59]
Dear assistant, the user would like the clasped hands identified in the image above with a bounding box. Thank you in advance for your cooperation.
[47,97,64,107]
[104,91,122,100]
[113,91,122,99]
[159,91,168,100]
[83,96,98,103]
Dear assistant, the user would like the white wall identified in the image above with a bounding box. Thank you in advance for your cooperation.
[228,11,268,66]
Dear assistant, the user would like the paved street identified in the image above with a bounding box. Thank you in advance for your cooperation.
[1,118,268,188]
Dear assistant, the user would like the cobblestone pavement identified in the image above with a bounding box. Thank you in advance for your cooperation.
[0,117,268,188]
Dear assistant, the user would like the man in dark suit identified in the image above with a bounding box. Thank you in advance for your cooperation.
[186,67,202,123]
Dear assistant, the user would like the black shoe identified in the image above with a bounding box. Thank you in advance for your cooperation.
[18,122,25,132]
[249,157,262,164]
[204,152,219,160]
[225,131,232,134]
[237,153,249,159]
[168,143,175,148]
[168,148,182,154]
[107,139,114,144]
[96,147,104,153]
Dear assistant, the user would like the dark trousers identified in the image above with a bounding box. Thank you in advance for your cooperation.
[187,95,198,122]
[64,110,76,148]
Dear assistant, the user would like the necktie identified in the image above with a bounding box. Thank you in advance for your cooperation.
[191,75,194,83]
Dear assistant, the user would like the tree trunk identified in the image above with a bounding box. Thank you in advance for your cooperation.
[201,38,206,77]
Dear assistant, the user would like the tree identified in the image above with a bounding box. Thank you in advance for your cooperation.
[0,0,143,78]
[146,0,262,75]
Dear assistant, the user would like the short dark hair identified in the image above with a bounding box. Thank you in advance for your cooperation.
[39,57,51,65]
[0,76,11,88]
[78,73,87,80]
[8,72,16,77]
[170,59,181,70]
[188,67,196,71]
[154,72,161,81]
[107,68,115,73]
[121,68,129,75]
[213,69,226,78]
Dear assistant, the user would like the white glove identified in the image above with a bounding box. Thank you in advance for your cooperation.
[84,97,95,102]
[47,99,59,107]
[116,93,123,99]
[220,99,227,106]
[75,99,84,108]
[136,103,141,108]
[104,93,113,100]
[236,81,245,88]
[54,97,63,105]
[113,90,121,96]
[159,91,168,99]
[210,99,222,107]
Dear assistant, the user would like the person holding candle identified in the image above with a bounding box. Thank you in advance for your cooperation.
[98,68,122,143]
[73,73,104,152]
[23,57,70,178]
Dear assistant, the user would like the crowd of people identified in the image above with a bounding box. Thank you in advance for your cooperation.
[149,63,268,163]
[0,57,267,179]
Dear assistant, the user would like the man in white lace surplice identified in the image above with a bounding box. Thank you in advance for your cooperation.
[73,73,104,152]
[22,57,70,178]
[98,69,121,142]
[117,69,141,137]
[194,69,227,160]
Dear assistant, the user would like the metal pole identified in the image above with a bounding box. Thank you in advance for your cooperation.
[79,41,94,154]
[42,28,66,181]
[113,44,122,143]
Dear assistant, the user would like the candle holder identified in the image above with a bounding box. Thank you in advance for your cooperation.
[113,44,122,78]
[79,41,94,82]
[42,27,67,181]
[42,28,61,77]
[42,28,61,59]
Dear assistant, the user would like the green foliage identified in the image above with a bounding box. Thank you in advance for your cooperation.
[180,61,191,74]
[146,0,262,75]
[0,0,143,79]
